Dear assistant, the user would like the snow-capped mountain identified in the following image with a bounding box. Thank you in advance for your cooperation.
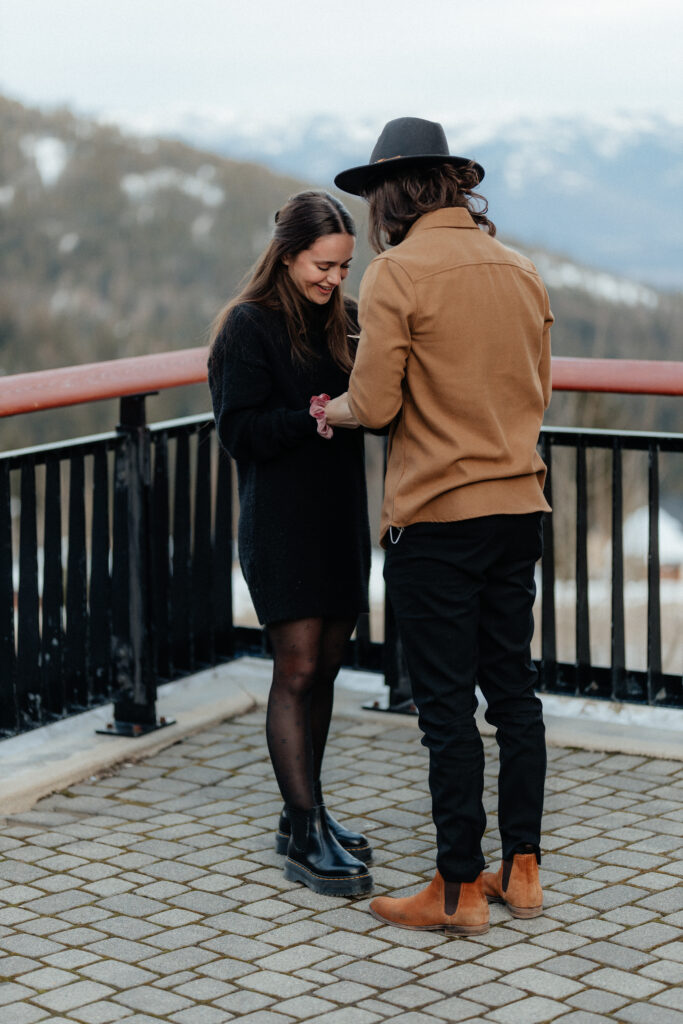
[113,110,683,290]
[2,93,681,457]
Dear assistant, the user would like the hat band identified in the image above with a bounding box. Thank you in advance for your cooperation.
[374,155,404,163]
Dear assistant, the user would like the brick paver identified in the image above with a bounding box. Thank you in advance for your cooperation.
[1,707,682,1022]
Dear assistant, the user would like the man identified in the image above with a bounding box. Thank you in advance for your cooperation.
[327,117,552,933]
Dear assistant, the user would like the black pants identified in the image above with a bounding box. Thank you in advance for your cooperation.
[384,513,546,883]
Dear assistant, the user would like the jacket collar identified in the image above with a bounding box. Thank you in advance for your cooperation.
[406,208,477,237]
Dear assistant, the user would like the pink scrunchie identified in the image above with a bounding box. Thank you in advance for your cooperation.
[310,393,333,439]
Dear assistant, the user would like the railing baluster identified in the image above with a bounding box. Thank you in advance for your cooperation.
[42,458,64,716]
[17,456,41,726]
[610,442,627,701]
[647,443,662,704]
[376,432,411,709]
[112,437,130,688]
[540,434,557,692]
[64,452,87,708]
[354,612,371,670]
[0,461,18,733]
[380,433,414,710]
[151,431,171,680]
[213,445,234,659]
[90,447,111,698]
[193,424,214,665]
[575,441,591,694]
[383,593,413,711]
[65,454,88,707]
[172,431,193,671]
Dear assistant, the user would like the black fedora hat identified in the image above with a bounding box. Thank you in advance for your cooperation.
[334,116,484,197]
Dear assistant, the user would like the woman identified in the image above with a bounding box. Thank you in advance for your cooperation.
[329,118,552,932]
[208,190,373,897]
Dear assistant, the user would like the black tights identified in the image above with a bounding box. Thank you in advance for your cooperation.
[266,616,356,810]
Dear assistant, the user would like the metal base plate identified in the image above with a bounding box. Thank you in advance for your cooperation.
[96,718,176,737]
[362,696,418,715]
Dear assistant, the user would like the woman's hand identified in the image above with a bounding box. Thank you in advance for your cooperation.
[325,392,360,429]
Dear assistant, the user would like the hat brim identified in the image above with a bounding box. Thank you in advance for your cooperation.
[334,154,485,197]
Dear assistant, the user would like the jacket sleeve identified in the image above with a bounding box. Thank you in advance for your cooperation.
[209,307,317,462]
[347,256,416,430]
[539,289,553,410]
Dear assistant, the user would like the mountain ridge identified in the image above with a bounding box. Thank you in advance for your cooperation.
[110,108,683,290]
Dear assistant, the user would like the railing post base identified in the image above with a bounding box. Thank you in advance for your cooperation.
[362,695,417,715]
[96,716,176,738]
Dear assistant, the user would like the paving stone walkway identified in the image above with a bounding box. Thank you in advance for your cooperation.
[1,707,682,1024]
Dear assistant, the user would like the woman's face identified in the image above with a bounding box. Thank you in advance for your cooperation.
[284,232,355,304]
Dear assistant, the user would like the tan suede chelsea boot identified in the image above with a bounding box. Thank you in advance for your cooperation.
[482,851,543,918]
[369,871,489,935]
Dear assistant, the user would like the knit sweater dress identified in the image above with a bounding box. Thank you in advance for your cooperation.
[208,297,370,626]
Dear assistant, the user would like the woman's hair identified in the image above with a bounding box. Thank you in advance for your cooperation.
[210,190,356,371]
[364,162,496,252]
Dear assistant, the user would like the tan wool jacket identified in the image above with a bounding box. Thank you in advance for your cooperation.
[347,208,553,546]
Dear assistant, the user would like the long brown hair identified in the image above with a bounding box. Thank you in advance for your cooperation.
[364,162,496,252]
[210,190,356,372]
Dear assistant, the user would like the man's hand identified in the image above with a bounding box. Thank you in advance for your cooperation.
[325,392,360,429]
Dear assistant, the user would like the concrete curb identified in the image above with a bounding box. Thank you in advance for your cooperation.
[0,659,391,816]
[528,692,683,760]
[0,661,257,814]
[1,657,681,815]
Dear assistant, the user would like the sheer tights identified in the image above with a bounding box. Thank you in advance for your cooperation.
[266,616,356,810]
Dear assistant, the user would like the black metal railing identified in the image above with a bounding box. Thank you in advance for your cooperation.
[1,400,236,737]
[538,426,681,706]
[383,426,682,712]
[1,404,682,737]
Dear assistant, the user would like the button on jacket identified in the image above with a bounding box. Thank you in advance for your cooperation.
[347,208,553,546]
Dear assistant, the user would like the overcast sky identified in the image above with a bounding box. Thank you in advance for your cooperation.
[1,0,682,126]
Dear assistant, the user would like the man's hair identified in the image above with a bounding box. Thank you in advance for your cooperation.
[364,163,496,252]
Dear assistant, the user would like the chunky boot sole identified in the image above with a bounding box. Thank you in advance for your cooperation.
[369,905,489,935]
[486,894,543,919]
[275,828,373,864]
[284,857,373,896]
[275,829,289,855]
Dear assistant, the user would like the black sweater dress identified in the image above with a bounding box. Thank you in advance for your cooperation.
[208,298,370,626]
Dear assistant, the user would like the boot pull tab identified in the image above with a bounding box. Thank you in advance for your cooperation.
[444,881,461,916]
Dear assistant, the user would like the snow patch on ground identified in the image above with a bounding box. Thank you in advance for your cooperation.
[58,232,79,254]
[624,507,683,563]
[120,166,224,207]
[49,288,78,315]
[191,213,214,239]
[531,252,659,307]
[20,135,69,186]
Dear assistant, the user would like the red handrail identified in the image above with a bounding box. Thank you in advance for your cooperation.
[0,351,682,418]
[0,349,208,418]
[551,357,683,396]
